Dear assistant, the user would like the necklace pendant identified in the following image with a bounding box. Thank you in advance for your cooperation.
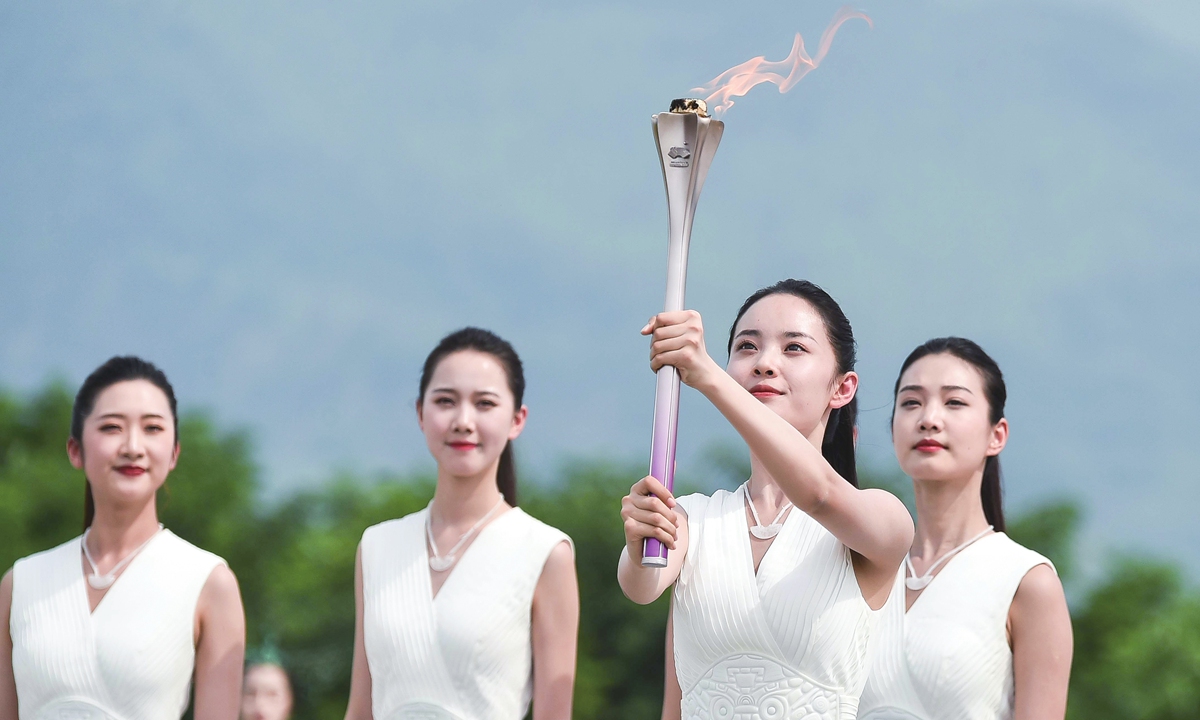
[750,525,782,540]
[905,575,933,591]
[428,555,456,572]
[87,574,115,590]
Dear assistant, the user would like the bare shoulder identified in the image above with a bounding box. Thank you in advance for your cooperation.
[1012,563,1066,610]
[199,563,243,609]
[541,540,577,580]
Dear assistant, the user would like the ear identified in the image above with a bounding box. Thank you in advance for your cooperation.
[67,437,84,470]
[169,441,181,472]
[986,417,1009,457]
[415,398,424,432]
[507,405,529,442]
[829,371,859,410]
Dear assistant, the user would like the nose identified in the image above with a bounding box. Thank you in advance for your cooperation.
[918,404,943,433]
[752,349,778,377]
[121,427,145,457]
[451,403,476,433]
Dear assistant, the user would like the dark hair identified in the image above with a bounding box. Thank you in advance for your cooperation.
[892,337,1006,531]
[726,279,859,487]
[418,327,525,507]
[72,356,178,530]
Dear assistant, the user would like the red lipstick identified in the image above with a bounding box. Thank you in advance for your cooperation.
[749,384,783,398]
[447,442,478,451]
[116,466,146,477]
[914,439,946,453]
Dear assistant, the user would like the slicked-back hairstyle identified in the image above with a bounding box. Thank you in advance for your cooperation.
[726,279,859,487]
[72,356,178,529]
[892,337,1007,531]
[418,327,525,507]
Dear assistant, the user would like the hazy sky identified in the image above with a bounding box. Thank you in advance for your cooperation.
[2,0,1198,577]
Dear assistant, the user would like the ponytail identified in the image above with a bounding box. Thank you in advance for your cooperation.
[982,456,1005,531]
[497,442,519,507]
[822,397,859,488]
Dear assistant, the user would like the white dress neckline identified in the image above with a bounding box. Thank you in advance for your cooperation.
[424,505,515,601]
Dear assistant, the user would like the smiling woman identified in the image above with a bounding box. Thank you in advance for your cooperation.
[858,338,1073,720]
[616,279,914,720]
[343,328,579,720]
[0,356,246,720]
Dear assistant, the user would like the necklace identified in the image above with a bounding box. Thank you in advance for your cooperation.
[905,526,993,591]
[81,524,164,590]
[741,482,793,539]
[425,496,505,572]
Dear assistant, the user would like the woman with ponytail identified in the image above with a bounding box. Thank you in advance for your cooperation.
[344,328,579,720]
[858,338,1072,720]
[617,280,914,720]
[0,356,245,720]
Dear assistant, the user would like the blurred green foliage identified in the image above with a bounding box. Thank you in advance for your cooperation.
[3,383,1200,719]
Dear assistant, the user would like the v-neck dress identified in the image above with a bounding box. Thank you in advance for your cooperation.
[9,530,225,720]
[857,532,1053,720]
[672,487,877,720]
[360,507,571,720]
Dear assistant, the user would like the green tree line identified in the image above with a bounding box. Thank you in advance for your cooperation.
[3,383,1199,719]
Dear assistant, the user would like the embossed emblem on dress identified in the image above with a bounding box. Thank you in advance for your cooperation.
[858,707,925,720]
[683,654,841,720]
[38,700,113,720]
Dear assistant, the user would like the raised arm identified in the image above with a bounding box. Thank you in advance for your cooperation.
[1,570,17,720]
[531,541,579,720]
[192,565,245,720]
[1010,564,1072,720]
[344,545,374,720]
[645,310,913,603]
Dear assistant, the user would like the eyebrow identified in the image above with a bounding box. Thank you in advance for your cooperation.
[430,387,501,397]
[97,412,167,419]
[733,329,816,341]
[898,384,975,394]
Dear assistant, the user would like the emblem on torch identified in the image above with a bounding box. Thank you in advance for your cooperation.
[642,98,724,567]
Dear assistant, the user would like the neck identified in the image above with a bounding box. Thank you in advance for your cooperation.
[746,455,790,512]
[911,470,991,560]
[87,496,161,559]
[432,465,505,526]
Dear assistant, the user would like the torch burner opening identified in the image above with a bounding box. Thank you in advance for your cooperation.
[669,98,709,117]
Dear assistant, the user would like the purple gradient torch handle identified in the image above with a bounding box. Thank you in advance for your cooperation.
[642,100,724,567]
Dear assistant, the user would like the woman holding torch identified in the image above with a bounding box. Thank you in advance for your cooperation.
[0,356,246,720]
[857,338,1072,720]
[618,279,914,720]
[344,328,578,720]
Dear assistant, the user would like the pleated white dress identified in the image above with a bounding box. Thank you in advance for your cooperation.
[9,530,226,720]
[361,507,571,720]
[672,487,877,720]
[857,532,1053,720]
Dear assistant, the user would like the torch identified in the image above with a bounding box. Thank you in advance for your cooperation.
[642,98,724,567]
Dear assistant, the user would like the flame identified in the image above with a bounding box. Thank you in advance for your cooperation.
[692,6,873,117]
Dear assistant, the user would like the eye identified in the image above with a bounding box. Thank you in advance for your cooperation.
[900,399,920,408]
[145,424,165,433]
[946,398,967,407]
[99,423,121,432]
[785,342,805,353]
[434,397,454,407]
[476,399,497,410]
[736,341,757,352]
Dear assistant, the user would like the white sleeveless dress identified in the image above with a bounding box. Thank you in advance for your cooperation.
[9,529,226,720]
[857,532,1053,720]
[672,487,877,720]
[361,506,571,720]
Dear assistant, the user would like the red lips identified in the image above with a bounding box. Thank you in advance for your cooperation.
[116,466,146,477]
[447,442,478,451]
[914,439,946,452]
[749,384,783,398]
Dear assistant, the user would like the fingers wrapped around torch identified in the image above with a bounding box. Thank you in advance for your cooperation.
[640,310,716,386]
[621,475,679,553]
